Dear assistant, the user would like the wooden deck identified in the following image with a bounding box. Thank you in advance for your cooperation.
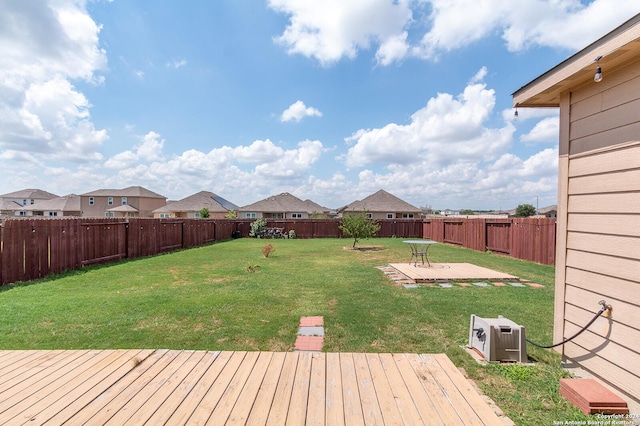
[0,349,507,425]
[389,263,519,283]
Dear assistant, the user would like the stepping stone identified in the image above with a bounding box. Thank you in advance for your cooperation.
[389,275,406,281]
[438,283,453,288]
[402,284,419,289]
[560,378,629,415]
[527,283,544,288]
[300,316,324,327]
[508,282,525,287]
[457,282,472,287]
[492,282,508,287]
[472,282,489,287]
[294,335,324,352]
[298,326,324,336]
[376,265,392,270]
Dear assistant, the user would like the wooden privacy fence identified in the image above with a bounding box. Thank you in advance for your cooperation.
[0,217,554,285]
[0,218,223,285]
[423,217,556,265]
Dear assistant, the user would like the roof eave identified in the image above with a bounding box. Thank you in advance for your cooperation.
[513,13,640,108]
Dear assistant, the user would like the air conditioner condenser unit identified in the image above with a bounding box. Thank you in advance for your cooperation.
[468,314,527,363]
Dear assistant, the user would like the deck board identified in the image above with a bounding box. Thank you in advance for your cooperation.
[0,349,508,425]
[389,263,519,282]
[306,352,326,425]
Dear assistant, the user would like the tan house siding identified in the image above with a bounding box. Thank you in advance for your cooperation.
[559,141,640,399]
[135,197,167,217]
[81,196,114,217]
[81,196,138,217]
[554,64,640,400]
[568,58,640,155]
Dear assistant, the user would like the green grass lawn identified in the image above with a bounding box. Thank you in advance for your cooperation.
[0,237,592,425]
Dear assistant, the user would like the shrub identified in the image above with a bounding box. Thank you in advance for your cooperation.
[288,230,297,239]
[261,243,275,258]
[246,261,260,273]
[249,219,267,237]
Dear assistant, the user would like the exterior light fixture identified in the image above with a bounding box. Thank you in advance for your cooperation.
[514,103,519,121]
[594,56,603,82]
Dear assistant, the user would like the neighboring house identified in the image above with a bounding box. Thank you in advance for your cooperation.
[514,14,640,404]
[80,186,167,218]
[338,189,422,220]
[152,191,239,219]
[505,205,558,218]
[22,194,82,217]
[538,205,557,219]
[0,189,59,215]
[238,192,330,219]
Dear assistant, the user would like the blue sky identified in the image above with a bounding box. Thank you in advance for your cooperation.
[1,1,639,210]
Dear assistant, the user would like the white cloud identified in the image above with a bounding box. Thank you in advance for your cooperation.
[270,0,639,65]
[166,59,187,69]
[317,145,558,210]
[0,0,108,161]
[0,150,42,165]
[470,66,488,83]
[99,136,325,205]
[280,100,323,122]
[268,0,413,66]
[105,131,165,168]
[520,116,559,143]
[415,0,640,58]
[344,71,512,168]
[375,31,410,66]
[137,131,165,161]
[253,140,323,178]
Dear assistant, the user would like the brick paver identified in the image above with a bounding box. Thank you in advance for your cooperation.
[299,316,323,327]
[294,335,324,351]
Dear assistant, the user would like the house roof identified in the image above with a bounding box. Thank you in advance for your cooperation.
[108,205,139,212]
[513,13,640,107]
[23,194,81,212]
[0,200,23,211]
[0,188,59,200]
[339,189,421,213]
[303,199,331,214]
[239,192,328,213]
[82,186,166,199]
[153,191,239,213]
